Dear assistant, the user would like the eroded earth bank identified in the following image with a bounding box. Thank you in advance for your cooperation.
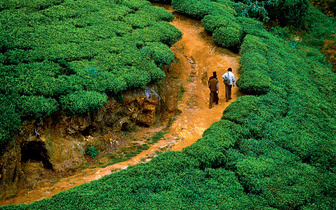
[0,4,241,206]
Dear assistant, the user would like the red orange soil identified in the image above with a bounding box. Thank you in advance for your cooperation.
[0,4,241,206]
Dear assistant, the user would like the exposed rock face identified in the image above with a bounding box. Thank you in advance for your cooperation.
[0,85,173,200]
[0,138,25,200]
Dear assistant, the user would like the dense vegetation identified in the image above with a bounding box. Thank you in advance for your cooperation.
[2,0,336,209]
[0,0,182,147]
[269,4,336,72]
[310,0,336,16]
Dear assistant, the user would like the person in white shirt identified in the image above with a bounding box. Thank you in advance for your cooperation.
[222,68,235,102]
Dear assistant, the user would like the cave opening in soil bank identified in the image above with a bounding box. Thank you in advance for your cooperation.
[21,141,52,169]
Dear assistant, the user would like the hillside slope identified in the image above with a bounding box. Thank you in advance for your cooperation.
[2,0,336,209]
[0,0,182,148]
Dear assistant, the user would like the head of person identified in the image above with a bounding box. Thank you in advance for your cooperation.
[228,68,232,72]
[213,71,217,78]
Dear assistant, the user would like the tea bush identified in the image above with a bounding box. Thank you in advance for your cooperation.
[59,91,108,115]
[150,0,172,3]
[212,25,243,48]
[0,0,63,10]
[124,6,174,28]
[0,94,21,146]
[172,0,215,19]
[236,70,272,95]
[142,42,175,67]
[18,95,58,118]
[201,14,236,33]
[237,16,265,35]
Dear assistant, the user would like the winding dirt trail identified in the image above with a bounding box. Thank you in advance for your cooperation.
[161,5,241,151]
[0,4,240,206]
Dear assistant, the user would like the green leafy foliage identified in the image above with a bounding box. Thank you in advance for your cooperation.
[201,14,235,32]
[234,1,270,22]
[0,0,64,10]
[142,42,175,67]
[18,95,58,118]
[233,0,310,27]
[120,0,151,10]
[0,0,182,146]
[86,146,98,159]
[150,0,173,3]
[270,0,310,26]
[172,0,215,19]
[0,94,21,147]
[2,0,336,209]
[174,0,310,27]
[126,21,182,45]
[237,70,272,95]
[124,5,174,29]
[311,0,336,16]
[59,91,108,115]
[212,25,243,48]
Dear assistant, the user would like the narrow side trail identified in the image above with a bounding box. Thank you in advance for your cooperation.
[0,5,241,206]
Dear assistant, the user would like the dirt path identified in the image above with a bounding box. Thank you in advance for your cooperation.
[0,5,240,206]
[161,5,241,151]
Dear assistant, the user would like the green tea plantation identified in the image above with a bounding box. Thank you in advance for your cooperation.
[1,0,336,209]
[0,0,182,147]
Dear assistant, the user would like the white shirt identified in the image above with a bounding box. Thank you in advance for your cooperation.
[222,72,235,86]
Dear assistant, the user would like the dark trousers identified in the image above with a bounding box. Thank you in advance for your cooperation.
[214,92,218,104]
[225,84,232,101]
[209,91,217,108]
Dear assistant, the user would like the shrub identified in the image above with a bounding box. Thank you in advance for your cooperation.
[0,94,21,146]
[140,5,174,22]
[237,16,265,36]
[142,42,175,67]
[183,143,227,169]
[212,25,243,48]
[237,155,323,208]
[18,95,58,118]
[0,61,63,96]
[120,0,151,10]
[209,1,237,15]
[239,34,269,55]
[126,21,182,45]
[86,146,98,159]
[238,51,269,74]
[310,0,336,16]
[265,0,310,27]
[233,0,310,27]
[234,1,270,22]
[172,0,215,19]
[237,70,272,95]
[59,91,108,115]
[150,0,172,3]
[201,14,234,33]
[0,0,63,10]
[149,151,200,173]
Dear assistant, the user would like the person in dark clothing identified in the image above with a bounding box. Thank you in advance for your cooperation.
[208,72,219,105]
[208,71,219,109]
